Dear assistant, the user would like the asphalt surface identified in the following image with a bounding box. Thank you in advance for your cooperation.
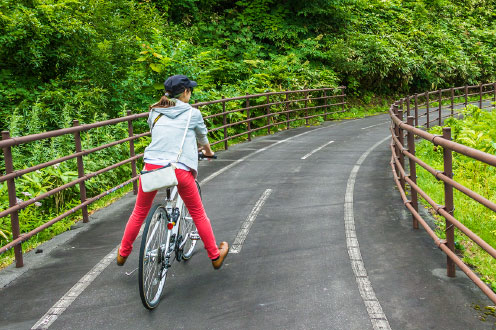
[0,113,495,330]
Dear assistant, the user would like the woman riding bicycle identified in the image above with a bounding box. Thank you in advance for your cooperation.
[117,75,229,269]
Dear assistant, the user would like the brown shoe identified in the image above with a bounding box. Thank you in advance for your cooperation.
[117,248,127,266]
[212,242,229,270]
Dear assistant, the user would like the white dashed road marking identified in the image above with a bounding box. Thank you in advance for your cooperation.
[301,140,334,159]
[31,247,118,329]
[361,121,389,130]
[200,126,330,185]
[230,189,272,254]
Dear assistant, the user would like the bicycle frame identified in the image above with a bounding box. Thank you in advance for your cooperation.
[139,154,209,309]
[139,179,205,308]
[164,185,196,262]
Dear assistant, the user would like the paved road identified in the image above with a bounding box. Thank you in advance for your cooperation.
[0,114,494,330]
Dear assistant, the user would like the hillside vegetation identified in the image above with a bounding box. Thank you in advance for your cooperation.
[1,0,495,137]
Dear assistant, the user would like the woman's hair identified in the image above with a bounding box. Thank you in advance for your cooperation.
[149,93,176,110]
[149,88,190,110]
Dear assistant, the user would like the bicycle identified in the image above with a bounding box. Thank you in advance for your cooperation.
[138,153,216,310]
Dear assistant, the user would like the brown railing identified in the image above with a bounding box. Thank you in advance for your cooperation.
[389,83,496,303]
[0,87,346,267]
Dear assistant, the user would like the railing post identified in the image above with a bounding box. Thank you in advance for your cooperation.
[266,94,271,134]
[464,85,468,108]
[479,84,483,109]
[406,117,418,229]
[393,102,399,119]
[414,94,419,127]
[341,88,345,113]
[73,120,89,223]
[222,97,228,150]
[393,104,400,184]
[286,90,290,130]
[493,83,496,109]
[450,88,454,116]
[398,109,405,191]
[2,131,23,267]
[425,91,430,129]
[406,95,410,117]
[304,91,309,125]
[323,90,328,121]
[127,110,138,195]
[246,94,251,141]
[438,89,442,126]
[443,127,456,277]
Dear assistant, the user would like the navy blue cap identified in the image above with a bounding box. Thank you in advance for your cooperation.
[164,75,197,97]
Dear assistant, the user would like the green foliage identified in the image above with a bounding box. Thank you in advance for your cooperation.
[0,0,162,131]
[2,0,496,132]
[153,0,496,95]
[415,106,496,290]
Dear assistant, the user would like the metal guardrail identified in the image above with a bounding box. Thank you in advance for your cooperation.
[389,83,496,303]
[0,87,346,267]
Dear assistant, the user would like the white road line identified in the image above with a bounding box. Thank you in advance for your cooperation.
[31,120,358,329]
[361,121,389,130]
[231,189,272,254]
[301,140,334,159]
[344,135,391,330]
[32,246,118,330]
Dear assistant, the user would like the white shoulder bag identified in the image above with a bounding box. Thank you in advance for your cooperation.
[140,108,193,192]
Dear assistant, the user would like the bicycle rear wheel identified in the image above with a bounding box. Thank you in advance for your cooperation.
[139,204,169,310]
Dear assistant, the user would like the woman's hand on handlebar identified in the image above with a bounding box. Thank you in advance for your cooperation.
[198,150,217,160]
[198,143,216,160]
[201,148,215,157]
[198,143,215,160]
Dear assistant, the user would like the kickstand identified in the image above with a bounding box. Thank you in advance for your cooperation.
[125,267,138,276]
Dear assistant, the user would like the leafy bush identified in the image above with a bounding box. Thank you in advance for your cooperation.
[415,105,496,290]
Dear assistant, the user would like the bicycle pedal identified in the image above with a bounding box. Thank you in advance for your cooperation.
[190,232,200,240]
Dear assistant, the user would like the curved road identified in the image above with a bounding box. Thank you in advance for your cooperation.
[0,114,494,329]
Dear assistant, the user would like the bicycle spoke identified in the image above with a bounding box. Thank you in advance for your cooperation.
[145,214,164,299]
[179,204,198,260]
[144,255,156,287]
[144,257,157,295]
[146,271,155,301]
[145,218,160,253]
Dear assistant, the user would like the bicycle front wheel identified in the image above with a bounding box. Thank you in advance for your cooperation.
[179,204,198,260]
[139,204,169,310]
[179,181,202,260]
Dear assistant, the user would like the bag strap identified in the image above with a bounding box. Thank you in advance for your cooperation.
[151,113,163,129]
[176,108,193,163]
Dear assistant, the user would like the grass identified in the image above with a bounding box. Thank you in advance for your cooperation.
[414,105,496,292]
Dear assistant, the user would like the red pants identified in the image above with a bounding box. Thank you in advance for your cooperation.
[119,163,220,260]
